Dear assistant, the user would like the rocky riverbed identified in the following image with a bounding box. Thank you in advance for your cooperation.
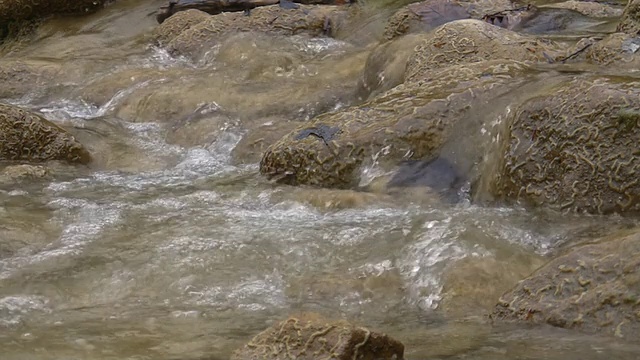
[0,0,639,358]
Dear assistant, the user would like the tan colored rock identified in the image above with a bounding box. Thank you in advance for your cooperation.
[383,0,470,40]
[491,77,640,214]
[0,164,49,184]
[157,5,347,59]
[405,19,561,82]
[440,254,545,318]
[491,229,640,342]
[231,313,404,360]
[585,32,640,68]
[543,0,623,18]
[617,0,640,34]
[231,119,300,165]
[152,9,211,47]
[260,59,530,188]
[0,60,61,99]
[0,103,91,164]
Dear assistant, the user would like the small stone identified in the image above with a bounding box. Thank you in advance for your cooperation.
[231,313,404,360]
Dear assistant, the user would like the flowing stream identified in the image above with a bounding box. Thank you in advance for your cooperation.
[1,0,640,359]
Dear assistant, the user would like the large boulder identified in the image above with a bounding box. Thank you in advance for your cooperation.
[617,0,640,34]
[231,313,404,360]
[260,20,562,188]
[0,103,91,164]
[491,229,640,342]
[153,5,348,59]
[404,19,562,82]
[584,32,640,69]
[489,77,640,214]
[260,58,529,188]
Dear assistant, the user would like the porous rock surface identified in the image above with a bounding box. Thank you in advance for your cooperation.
[584,32,640,68]
[153,5,347,58]
[491,78,640,214]
[404,19,561,82]
[617,0,640,35]
[491,229,640,342]
[260,59,529,188]
[260,20,560,188]
[231,313,404,360]
[0,103,91,164]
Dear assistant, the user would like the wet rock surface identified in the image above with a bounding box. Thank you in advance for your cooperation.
[404,19,561,82]
[0,60,61,99]
[231,313,405,360]
[0,103,91,164]
[542,0,624,18]
[585,32,640,68]
[154,4,347,59]
[260,54,530,188]
[491,77,640,215]
[618,0,640,34]
[383,0,470,40]
[0,164,49,185]
[491,229,640,342]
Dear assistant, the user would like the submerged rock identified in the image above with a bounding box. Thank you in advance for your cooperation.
[356,34,425,100]
[0,164,49,185]
[491,78,640,214]
[439,254,545,318]
[0,60,61,99]
[383,0,470,40]
[0,103,91,164]
[617,0,640,35]
[491,229,640,342]
[230,313,404,360]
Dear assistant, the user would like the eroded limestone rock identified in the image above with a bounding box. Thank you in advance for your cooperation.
[491,229,640,342]
[154,5,347,59]
[231,313,404,360]
[383,0,470,40]
[0,103,91,164]
[585,32,640,68]
[491,77,640,214]
[405,19,561,82]
[617,0,640,35]
[543,0,624,18]
[260,59,530,188]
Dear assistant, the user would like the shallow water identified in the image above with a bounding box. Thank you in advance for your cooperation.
[1,0,640,359]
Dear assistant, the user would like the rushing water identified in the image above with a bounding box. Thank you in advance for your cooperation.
[1,0,640,359]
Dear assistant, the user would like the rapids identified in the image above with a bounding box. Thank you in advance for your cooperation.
[1,0,640,359]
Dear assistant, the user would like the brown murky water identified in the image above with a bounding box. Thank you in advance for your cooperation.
[1,0,640,359]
